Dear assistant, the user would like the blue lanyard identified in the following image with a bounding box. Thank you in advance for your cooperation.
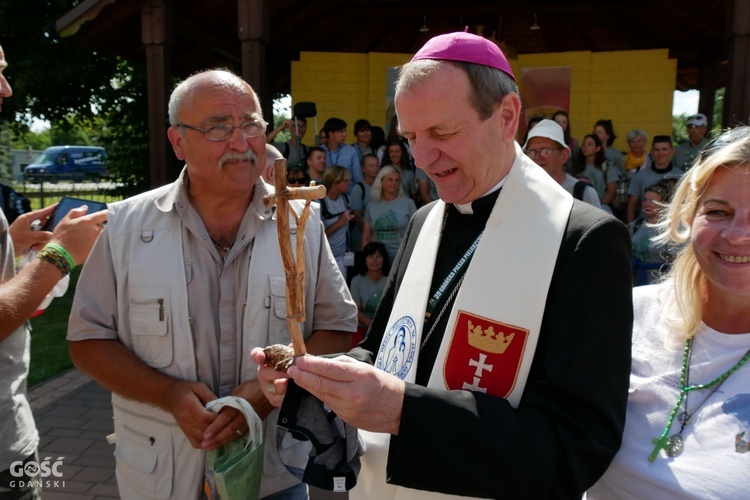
[425,231,483,319]
[328,147,340,166]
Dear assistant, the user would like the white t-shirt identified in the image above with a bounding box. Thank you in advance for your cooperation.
[588,284,750,499]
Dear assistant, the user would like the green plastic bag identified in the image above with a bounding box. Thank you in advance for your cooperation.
[206,396,264,499]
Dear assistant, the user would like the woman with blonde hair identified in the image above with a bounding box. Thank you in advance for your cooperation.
[362,165,416,263]
[320,165,353,278]
[589,127,750,498]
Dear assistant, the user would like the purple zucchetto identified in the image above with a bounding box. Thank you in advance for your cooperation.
[411,29,515,81]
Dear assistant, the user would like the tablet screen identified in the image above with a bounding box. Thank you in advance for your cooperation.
[42,196,107,231]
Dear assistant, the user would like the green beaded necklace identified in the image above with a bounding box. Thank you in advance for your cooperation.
[649,338,750,462]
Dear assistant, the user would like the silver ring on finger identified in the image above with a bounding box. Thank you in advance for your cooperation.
[266,381,277,395]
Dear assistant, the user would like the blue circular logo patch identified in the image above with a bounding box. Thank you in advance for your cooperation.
[376,316,417,379]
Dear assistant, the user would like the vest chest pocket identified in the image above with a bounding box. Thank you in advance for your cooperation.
[128,286,173,368]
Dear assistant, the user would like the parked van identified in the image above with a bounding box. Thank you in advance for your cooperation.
[23,146,108,182]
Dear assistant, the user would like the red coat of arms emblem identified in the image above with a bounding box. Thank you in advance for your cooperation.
[443,310,529,398]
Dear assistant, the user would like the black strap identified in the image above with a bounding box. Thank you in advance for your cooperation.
[355,181,366,204]
[632,217,644,234]
[573,180,588,201]
[320,193,350,220]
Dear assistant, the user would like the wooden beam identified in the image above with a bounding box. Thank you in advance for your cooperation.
[238,0,271,121]
[142,0,175,188]
[56,0,117,37]
[696,50,719,129]
[724,0,750,126]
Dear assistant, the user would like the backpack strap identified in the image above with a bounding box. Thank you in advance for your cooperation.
[320,193,350,220]
[632,217,644,234]
[319,196,331,219]
[356,181,365,204]
[573,180,588,201]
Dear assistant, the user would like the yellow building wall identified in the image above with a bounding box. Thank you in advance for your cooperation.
[517,49,676,153]
[290,48,676,153]
[291,52,410,138]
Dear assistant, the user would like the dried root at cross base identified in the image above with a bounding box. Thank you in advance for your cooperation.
[263,344,297,372]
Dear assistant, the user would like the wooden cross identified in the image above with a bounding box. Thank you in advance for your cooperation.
[262,158,326,356]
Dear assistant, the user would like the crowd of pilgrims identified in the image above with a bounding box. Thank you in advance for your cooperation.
[268,111,711,326]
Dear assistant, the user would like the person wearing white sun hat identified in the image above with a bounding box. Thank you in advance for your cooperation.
[524,118,602,208]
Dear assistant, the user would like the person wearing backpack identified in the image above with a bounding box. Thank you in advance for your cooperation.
[321,166,354,279]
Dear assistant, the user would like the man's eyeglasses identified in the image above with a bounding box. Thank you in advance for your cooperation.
[175,120,268,141]
[524,147,562,159]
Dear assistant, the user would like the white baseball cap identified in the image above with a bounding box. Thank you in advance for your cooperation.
[687,113,708,127]
[523,119,569,151]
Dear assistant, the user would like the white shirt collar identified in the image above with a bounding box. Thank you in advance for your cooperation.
[453,176,507,215]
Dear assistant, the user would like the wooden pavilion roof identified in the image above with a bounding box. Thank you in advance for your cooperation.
[58,0,730,95]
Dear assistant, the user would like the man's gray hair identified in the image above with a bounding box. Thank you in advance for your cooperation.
[167,69,261,126]
[395,60,518,121]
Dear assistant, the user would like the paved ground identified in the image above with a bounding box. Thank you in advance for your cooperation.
[28,369,117,499]
[28,368,346,499]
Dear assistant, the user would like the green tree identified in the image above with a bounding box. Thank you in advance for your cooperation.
[712,87,724,136]
[0,0,120,123]
[49,115,92,145]
[11,125,52,150]
[672,87,726,145]
[672,114,688,145]
[0,1,150,194]
[96,59,151,196]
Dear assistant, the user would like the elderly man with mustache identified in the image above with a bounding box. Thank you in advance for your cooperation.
[67,69,357,500]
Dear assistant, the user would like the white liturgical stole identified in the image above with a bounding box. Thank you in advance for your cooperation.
[352,144,574,499]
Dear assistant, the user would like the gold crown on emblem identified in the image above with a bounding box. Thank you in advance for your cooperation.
[467,319,515,354]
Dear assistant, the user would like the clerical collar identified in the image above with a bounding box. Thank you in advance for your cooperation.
[453,177,506,215]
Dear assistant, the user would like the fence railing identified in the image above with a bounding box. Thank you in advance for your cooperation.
[12,179,126,209]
